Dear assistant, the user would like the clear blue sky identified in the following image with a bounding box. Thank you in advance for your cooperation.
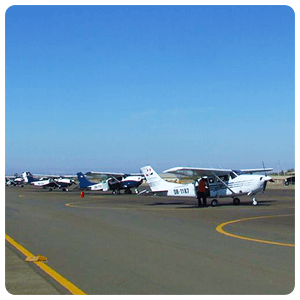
[5,5,295,175]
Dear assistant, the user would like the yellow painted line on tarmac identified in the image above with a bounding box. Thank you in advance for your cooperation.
[66,201,133,210]
[34,261,86,295]
[5,234,87,295]
[216,214,295,247]
[5,234,34,258]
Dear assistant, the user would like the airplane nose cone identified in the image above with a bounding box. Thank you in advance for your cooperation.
[264,176,274,182]
[261,175,274,192]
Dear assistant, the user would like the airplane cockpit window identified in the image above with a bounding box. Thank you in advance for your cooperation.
[230,172,237,179]
[233,170,243,175]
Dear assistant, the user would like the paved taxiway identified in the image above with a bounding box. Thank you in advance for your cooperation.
[5,185,295,294]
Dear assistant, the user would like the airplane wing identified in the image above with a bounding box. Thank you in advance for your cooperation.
[86,171,126,177]
[239,168,273,174]
[163,167,274,177]
[163,167,232,177]
[86,172,144,177]
[33,174,77,178]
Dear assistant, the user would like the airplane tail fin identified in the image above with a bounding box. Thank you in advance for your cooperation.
[23,172,35,184]
[140,166,173,192]
[21,172,28,183]
[77,172,95,189]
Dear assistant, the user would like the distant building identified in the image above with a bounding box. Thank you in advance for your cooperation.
[271,173,295,186]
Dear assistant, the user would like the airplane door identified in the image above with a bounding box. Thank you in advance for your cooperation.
[206,177,212,197]
[102,180,110,192]
[208,177,217,197]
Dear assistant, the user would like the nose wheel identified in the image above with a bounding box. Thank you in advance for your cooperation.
[252,196,258,206]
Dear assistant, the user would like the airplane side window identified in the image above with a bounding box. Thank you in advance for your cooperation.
[219,175,229,181]
[209,178,214,184]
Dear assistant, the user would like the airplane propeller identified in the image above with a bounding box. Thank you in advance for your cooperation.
[263,181,267,192]
[262,162,274,192]
[262,161,267,176]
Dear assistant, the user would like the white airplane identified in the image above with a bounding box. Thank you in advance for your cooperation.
[23,172,76,191]
[140,165,274,206]
[5,174,24,187]
[81,171,144,194]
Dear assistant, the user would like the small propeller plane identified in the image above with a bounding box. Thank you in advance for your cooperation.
[140,165,274,206]
[77,171,144,194]
[76,172,104,191]
[5,174,24,187]
[23,172,76,191]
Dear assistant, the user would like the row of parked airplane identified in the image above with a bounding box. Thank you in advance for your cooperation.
[5,165,274,206]
[5,171,144,193]
[5,172,77,191]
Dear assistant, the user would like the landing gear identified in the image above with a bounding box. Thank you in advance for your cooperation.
[112,190,122,195]
[233,197,240,205]
[252,196,258,206]
[211,199,218,207]
[124,189,132,194]
[49,188,53,192]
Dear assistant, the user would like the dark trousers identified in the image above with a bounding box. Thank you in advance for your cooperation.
[197,192,207,206]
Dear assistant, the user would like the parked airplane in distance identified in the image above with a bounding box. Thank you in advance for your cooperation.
[77,172,104,191]
[140,165,273,206]
[5,174,24,187]
[23,172,76,191]
[77,171,144,194]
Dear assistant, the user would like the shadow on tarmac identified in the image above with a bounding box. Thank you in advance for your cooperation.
[145,200,277,209]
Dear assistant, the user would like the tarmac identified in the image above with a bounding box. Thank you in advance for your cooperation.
[5,243,66,295]
[5,184,295,295]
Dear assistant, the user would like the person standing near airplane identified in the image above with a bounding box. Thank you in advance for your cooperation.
[197,178,207,206]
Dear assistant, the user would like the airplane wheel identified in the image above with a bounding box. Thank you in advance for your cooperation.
[49,188,53,191]
[211,199,218,207]
[233,198,240,205]
[62,188,66,192]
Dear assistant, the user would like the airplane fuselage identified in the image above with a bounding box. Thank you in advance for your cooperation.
[165,174,267,198]
[31,179,55,187]
[108,176,144,192]
[87,178,143,192]
[31,178,74,189]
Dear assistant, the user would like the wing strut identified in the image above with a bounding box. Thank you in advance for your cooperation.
[213,173,235,195]
[110,175,121,183]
